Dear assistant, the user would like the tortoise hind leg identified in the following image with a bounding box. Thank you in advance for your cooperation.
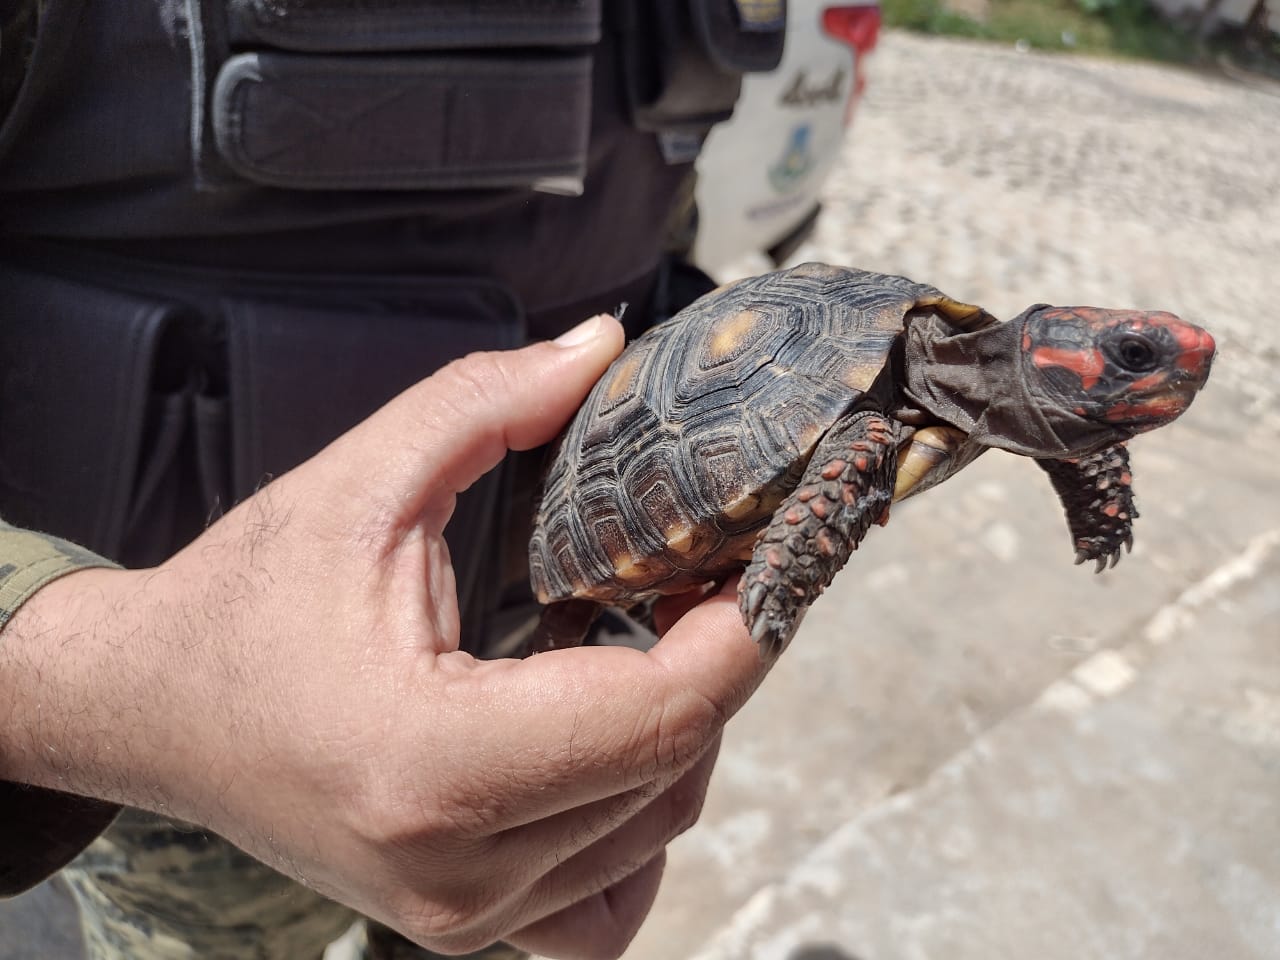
[525,599,603,656]
[1037,444,1138,573]
[740,410,899,658]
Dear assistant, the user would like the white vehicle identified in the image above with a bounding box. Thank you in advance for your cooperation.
[693,1,881,274]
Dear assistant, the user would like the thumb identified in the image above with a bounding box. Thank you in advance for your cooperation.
[338,314,625,500]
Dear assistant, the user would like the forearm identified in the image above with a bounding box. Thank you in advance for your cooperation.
[2,566,143,796]
[0,525,147,892]
[0,563,225,818]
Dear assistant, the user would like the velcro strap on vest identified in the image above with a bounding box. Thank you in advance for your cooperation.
[212,52,592,191]
[226,0,602,52]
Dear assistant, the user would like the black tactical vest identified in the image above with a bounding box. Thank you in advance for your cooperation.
[0,0,785,651]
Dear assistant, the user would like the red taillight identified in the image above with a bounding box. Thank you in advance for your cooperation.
[821,5,881,125]
[822,5,882,55]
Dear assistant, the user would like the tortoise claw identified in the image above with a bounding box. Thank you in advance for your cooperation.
[1075,549,1089,566]
[1094,556,1107,574]
[740,578,788,658]
[1124,532,1134,553]
[751,616,777,650]
[743,581,768,621]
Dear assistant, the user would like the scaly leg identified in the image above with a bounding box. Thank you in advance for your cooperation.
[739,410,898,657]
[1038,443,1138,573]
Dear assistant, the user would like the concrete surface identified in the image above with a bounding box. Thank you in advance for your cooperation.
[3,30,1277,960]
[623,30,1280,960]
[685,539,1280,960]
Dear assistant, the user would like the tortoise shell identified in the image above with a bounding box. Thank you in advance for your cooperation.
[529,263,993,607]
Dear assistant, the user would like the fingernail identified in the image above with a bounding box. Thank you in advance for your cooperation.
[553,314,608,348]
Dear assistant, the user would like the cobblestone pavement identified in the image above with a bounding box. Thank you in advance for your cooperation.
[623,30,1280,960]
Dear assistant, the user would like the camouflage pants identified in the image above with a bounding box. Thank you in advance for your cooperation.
[62,810,528,960]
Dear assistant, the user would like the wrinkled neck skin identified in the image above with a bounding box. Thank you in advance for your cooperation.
[901,307,1131,459]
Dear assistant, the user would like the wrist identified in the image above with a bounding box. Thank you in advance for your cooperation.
[0,565,218,817]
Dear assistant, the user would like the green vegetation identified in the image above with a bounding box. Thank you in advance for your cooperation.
[879,0,1200,64]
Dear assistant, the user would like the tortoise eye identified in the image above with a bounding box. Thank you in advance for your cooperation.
[1113,335,1159,373]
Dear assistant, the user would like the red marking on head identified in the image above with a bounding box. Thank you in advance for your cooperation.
[1140,313,1216,376]
[1166,317,1202,349]
[1031,346,1106,390]
[1102,396,1186,424]
[1175,325,1216,374]
[1129,371,1169,393]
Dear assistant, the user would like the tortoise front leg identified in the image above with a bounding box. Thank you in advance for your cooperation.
[739,410,898,657]
[526,599,602,655]
[1037,444,1138,573]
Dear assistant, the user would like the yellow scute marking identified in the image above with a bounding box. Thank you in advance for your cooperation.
[611,554,651,582]
[708,310,760,359]
[918,294,989,329]
[722,492,760,521]
[665,525,695,554]
[791,419,825,457]
[607,356,640,401]
[841,361,877,393]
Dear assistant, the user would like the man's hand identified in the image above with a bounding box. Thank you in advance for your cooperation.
[0,315,771,960]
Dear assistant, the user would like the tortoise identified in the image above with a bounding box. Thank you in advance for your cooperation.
[528,263,1215,656]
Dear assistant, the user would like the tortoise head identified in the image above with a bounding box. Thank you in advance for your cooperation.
[1018,306,1215,441]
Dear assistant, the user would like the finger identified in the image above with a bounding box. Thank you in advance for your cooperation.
[513,736,715,918]
[645,576,765,725]
[341,314,624,501]
[489,734,721,894]
[434,583,762,832]
[506,852,666,960]
[452,744,715,954]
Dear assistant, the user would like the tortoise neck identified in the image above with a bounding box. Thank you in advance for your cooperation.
[903,310,1130,458]
[901,313,1021,438]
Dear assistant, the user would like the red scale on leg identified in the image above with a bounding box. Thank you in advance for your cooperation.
[739,411,900,657]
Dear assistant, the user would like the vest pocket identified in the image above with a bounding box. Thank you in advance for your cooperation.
[204,0,601,192]
[212,51,592,191]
